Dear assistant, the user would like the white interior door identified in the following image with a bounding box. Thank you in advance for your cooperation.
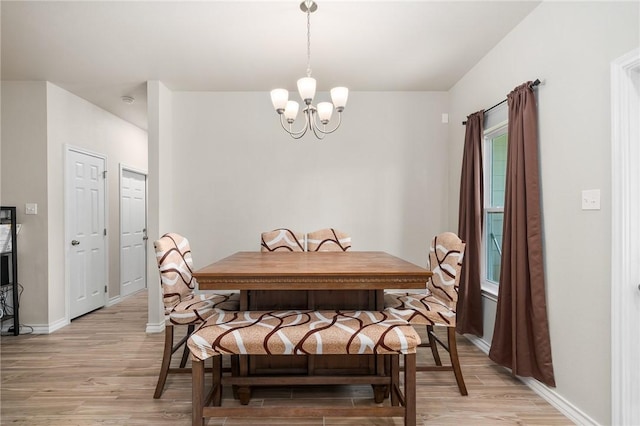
[120,167,147,297]
[67,148,107,320]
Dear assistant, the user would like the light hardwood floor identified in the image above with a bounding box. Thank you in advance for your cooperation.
[1,290,573,425]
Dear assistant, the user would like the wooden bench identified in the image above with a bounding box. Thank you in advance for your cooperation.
[187,310,420,426]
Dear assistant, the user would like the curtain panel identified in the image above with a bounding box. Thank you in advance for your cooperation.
[456,110,484,337]
[488,82,555,387]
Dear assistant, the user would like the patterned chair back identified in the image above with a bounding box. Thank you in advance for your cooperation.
[306,228,351,252]
[261,228,305,252]
[426,232,466,310]
[154,233,197,313]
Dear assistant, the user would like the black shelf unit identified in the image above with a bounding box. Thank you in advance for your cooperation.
[1,206,19,336]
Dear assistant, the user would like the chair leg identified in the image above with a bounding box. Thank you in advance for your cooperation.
[180,324,195,368]
[192,359,205,426]
[427,325,442,366]
[447,327,468,396]
[154,323,174,399]
[404,353,417,426]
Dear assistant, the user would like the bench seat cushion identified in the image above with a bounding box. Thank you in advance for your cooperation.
[188,310,420,360]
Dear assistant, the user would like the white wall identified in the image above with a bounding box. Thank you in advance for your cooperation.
[1,81,147,329]
[166,91,450,269]
[1,82,49,325]
[447,2,639,424]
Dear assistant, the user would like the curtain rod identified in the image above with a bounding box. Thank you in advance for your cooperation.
[461,79,542,125]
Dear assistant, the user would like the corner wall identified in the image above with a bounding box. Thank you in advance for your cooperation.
[447,2,639,424]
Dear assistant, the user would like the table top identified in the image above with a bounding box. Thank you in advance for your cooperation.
[194,251,431,290]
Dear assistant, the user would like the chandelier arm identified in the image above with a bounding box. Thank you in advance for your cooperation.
[310,124,328,140]
[308,109,327,140]
[310,110,343,135]
[279,114,309,139]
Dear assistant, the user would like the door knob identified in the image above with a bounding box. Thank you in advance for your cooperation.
[71,240,80,246]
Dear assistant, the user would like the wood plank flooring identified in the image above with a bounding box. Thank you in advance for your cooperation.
[1,290,573,425]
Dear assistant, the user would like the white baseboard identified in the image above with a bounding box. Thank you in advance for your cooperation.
[464,334,597,426]
[4,295,126,335]
[106,295,121,307]
[10,317,70,334]
[146,321,165,334]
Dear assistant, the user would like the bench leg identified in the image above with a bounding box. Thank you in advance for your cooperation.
[372,354,390,403]
[212,356,222,406]
[192,359,204,426]
[180,324,195,367]
[404,353,416,426]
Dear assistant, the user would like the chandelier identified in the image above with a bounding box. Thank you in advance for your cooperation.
[270,0,349,140]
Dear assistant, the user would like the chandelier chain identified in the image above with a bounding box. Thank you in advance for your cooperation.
[306,7,312,77]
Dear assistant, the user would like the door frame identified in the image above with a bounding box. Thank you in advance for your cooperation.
[119,164,148,299]
[64,145,109,322]
[611,48,639,426]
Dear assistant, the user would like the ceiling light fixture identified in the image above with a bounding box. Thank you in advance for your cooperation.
[270,0,348,140]
[121,96,135,104]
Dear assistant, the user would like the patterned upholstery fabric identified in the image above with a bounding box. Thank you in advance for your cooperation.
[384,293,457,326]
[261,228,305,252]
[425,232,465,310]
[384,232,465,326]
[188,310,420,360]
[154,233,239,324]
[306,228,351,252]
[169,293,240,325]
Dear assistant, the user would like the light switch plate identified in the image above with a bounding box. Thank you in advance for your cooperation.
[25,203,38,215]
[581,189,600,210]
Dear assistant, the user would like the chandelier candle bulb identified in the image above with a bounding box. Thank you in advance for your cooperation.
[284,101,300,122]
[270,89,289,112]
[330,87,349,111]
[297,77,317,104]
[317,102,333,124]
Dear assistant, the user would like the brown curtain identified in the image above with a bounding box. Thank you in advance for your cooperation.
[488,82,555,387]
[456,110,484,337]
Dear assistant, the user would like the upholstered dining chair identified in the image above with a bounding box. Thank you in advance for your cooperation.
[260,228,305,252]
[384,232,468,395]
[306,228,351,252]
[153,233,239,399]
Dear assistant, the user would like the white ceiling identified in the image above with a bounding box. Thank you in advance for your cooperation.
[1,1,541,130]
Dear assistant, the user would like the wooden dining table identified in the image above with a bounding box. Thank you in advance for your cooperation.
[193,250,432,404]
[194,250,432,310]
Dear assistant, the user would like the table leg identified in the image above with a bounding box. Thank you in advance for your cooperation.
[240,290,249,310]
[375,289,384,310]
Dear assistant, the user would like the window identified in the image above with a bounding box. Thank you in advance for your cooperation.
[482,118,508,295]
